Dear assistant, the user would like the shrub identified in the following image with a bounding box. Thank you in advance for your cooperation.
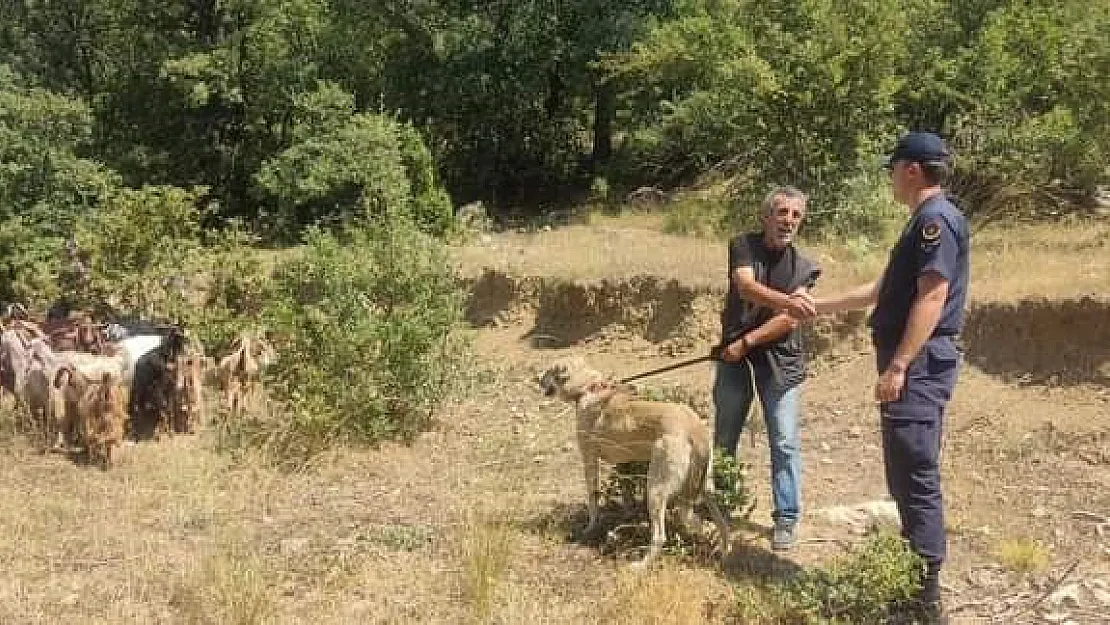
[176,223,274,355]
[805,170,904,243]
[0,217,65,309]
[73,184,204,319]
[255,110,454,238]
[223,214,469,465]
[0,64,120,307]
[734,533,926,624]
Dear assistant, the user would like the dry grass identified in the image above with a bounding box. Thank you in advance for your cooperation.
[993,537,1053,575]
[457,512,515,623]
[970,218,1110,300]
[168,531,275,625]
[449,209,1110,301]
[599,567,726,625]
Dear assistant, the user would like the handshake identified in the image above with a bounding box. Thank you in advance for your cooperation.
[783,289,820,321]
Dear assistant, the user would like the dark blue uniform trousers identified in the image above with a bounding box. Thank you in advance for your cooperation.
[875,336,961,569]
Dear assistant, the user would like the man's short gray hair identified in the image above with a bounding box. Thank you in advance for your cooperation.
[762,186,808,216]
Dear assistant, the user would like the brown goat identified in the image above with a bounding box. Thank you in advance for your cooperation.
[50,365,84,451]
[217,335,276,417]
[60,369,128,469]
[172,354,206,433]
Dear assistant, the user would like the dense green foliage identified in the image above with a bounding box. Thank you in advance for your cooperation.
[250,218,467,461]
[3,0,1105,228]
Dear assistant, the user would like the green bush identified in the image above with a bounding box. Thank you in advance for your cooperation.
[711,449,754,518]
[176,224,274,355]
[805,171,904,242]
[223,214,469,465]
[0,64,120,307]
[0,217,64,309]
[255,111,453,238]
[73,184,204,319]
[735,533,926,624]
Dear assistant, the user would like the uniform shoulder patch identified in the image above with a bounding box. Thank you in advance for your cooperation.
[921,221,942,242]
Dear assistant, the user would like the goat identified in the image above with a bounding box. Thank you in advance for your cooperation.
[0,327,34,400]
[2,302,30,321]
[172,354,206,433]
[21,360,59,451]
[130,327,188,440]
[217,334,276,417]
[58,369,128,469]
[27,339,128,382]
[50,365,84,452]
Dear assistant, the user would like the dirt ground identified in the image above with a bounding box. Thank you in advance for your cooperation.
[0,214,1107,624]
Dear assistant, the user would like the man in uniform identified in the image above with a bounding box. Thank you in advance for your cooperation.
[798,131,969,620]
[713,185,820,551]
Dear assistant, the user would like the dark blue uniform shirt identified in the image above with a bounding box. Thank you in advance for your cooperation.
[869,194,970,349]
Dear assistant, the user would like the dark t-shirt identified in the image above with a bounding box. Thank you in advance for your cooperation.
[720,233,820,390]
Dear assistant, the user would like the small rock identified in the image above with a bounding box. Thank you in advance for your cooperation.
[820,442,831,452]
[533,455,546,464]
[1048,583,1083,608]
[814,500,900,533]
[562,442,575,452]
[819,458,833,465]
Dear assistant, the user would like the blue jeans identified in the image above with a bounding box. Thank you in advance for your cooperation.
[713,359,803,525]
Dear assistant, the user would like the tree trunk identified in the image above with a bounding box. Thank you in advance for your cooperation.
[591,80,615,169]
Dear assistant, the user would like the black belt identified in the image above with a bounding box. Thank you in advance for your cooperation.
[872,330,957,350]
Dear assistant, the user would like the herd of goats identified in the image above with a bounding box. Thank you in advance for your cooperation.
[0,303,276,469]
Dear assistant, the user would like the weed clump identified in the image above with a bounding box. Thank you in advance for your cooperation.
[735,533,927,624]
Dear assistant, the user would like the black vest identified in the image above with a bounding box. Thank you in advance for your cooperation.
[720,233,820,389]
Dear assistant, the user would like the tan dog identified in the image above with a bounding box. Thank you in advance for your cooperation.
[539,356,731,568]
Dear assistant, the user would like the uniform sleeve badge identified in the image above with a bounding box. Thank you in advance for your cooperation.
[921,221,942,242]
